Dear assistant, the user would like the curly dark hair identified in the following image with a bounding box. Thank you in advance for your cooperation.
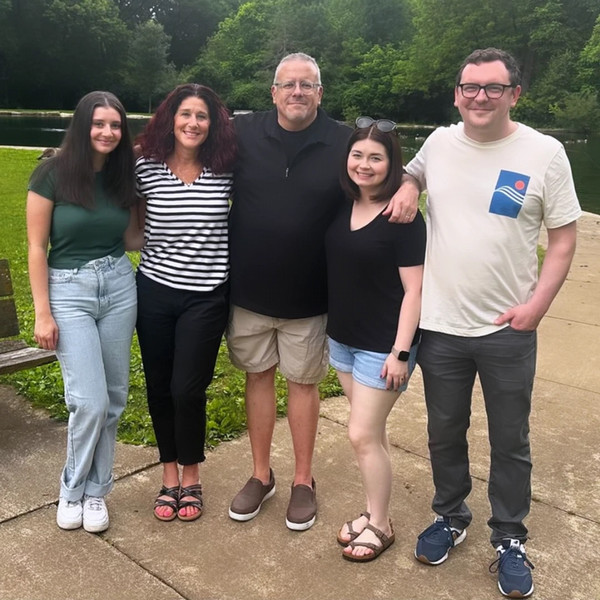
[135,83,237,174]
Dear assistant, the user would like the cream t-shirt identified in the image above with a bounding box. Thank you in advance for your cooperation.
[407,122,581,336]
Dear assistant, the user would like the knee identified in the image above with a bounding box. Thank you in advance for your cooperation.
[247,366,277,384]
[170,367,213,403]
[288,381,319,405]
[347,424,376,454]
[107,392,127,419]
[427,422,470,456]
[171,381,207,405]
[427,411,470,442]
[490,431,531,461]
[71,397,108,423]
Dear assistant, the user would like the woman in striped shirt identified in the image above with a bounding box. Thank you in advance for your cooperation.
[133,84,237,522]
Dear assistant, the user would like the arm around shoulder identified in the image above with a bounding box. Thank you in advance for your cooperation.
[124,199,146,251]
[383,173,421,223]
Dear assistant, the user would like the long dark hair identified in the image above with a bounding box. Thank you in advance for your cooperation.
[31,91,136,209]
[340,126,404,203]
[135,83,237,174]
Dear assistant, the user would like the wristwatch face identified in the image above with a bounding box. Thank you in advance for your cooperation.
[392,346,410,361]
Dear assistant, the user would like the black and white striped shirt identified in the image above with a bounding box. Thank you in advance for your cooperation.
[136,157,233,292]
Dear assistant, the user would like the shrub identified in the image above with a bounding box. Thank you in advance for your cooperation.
[550,91,600,133]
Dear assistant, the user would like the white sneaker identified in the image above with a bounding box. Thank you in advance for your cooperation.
[83,495,109,533]
[56,498,83,530]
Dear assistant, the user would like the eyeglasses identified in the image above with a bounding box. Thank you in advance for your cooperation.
[355,116,396,132]
[273,81,322,94]
[457,83,515,99]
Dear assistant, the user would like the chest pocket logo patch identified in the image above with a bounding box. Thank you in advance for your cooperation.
[489,170,530,218]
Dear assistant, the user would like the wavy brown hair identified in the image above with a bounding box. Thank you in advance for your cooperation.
[135,83,237,174]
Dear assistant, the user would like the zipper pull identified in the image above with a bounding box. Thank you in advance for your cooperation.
[285,167,289,178]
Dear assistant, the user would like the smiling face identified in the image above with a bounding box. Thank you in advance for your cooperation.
[347,138,390,196]
[271,59,322,131]
[89,106,122,169]
[173,96,210,153]
[454,60,521,142]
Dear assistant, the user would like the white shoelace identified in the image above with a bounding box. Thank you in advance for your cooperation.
[85,496,104,511]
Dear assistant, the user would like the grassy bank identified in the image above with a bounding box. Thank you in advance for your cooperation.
[0,147,343,447]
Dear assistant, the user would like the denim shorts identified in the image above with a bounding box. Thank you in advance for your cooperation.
[329,337,418,391]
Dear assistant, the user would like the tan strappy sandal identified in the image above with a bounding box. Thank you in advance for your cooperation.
[342,521,395,562]
[337,511,371,546]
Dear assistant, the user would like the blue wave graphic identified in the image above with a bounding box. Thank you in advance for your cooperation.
[489,170,530,218]
[495,185,525,205]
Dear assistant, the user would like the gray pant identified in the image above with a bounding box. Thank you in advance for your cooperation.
[417,327,536,546]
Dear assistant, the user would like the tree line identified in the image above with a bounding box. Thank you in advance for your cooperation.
[1,0,599,131]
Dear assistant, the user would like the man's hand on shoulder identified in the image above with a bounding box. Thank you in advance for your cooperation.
[383,173,420,223]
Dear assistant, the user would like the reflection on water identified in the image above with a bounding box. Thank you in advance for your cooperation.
[0,115,148,148]
[560,135,599,216]
[0,116,597,214]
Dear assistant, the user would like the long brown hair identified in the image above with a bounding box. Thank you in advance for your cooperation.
[30,91,136,209]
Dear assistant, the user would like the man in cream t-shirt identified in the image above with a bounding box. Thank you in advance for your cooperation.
[405,48,581,599]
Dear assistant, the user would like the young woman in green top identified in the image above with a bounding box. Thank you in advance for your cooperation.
[27,91,138,533]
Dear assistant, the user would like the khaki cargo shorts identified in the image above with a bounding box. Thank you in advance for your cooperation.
[227,305,329,384]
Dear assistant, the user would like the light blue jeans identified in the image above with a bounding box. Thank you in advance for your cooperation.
[49,254,137,501]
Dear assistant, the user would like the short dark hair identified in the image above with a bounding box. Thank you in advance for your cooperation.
[136,83,237,174]
[31,90,136,209]
[456,48,521,87]
[340,126,404,203]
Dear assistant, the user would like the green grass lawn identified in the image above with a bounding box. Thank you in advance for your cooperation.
[0,147,342,447]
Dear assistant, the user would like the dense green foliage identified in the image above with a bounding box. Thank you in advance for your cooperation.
[1,0,599,130]
[0,148,343,446]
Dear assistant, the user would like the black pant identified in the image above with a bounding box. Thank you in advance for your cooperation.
[136,272,229,464]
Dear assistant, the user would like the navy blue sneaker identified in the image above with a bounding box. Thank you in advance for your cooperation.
[414,516,466,565]
[489,539,535,598]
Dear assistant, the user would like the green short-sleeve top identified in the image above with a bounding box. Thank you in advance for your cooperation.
[28,163,130,269]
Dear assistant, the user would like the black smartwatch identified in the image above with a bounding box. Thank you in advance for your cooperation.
[391,346,410,362]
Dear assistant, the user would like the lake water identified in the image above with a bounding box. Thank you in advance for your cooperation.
[0,115,598,214]
[0,114,149,148]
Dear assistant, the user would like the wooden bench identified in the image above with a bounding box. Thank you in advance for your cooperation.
[0,259,57,375]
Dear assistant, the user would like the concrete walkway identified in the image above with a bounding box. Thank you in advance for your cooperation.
[1,213,598,600]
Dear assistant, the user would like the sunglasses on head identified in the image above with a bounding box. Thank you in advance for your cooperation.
[355,116,397,133]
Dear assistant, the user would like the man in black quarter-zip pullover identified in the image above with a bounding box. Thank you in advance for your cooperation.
[227,52,417,532]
